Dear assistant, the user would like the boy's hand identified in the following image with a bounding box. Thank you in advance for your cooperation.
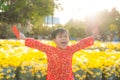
[20,32,26,40]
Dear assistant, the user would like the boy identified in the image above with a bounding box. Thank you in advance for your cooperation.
[19,28,94,80]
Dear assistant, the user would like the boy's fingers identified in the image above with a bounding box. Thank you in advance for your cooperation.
[20,32,26,39]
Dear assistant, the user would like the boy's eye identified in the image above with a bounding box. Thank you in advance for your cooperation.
[58,35,62,38]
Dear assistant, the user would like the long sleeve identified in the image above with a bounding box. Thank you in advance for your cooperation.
[69,37,94,53]
[25,38,56,53]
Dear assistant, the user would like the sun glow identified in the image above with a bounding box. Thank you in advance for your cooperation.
[54,0,120,24]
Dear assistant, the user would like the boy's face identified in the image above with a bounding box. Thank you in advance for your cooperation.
[53,32,69,49]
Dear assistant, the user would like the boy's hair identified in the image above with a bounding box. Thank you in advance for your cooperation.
[51,28,68,39]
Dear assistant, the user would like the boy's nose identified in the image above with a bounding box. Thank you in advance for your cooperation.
[62,38,66,40]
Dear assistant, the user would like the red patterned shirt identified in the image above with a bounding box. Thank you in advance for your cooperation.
[25,37,94,80]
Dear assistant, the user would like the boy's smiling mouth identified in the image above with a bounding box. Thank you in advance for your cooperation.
[61,41,68,45]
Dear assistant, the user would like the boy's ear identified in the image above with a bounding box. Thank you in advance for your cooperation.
[53,39,56,42]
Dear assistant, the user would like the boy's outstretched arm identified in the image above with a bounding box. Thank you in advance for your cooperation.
[19,33,56,53]
[25,38,56,53]
[12,25,55,53]
[69,36,94,53]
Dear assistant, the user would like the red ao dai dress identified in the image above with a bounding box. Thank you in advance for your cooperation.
[25,37,94,80]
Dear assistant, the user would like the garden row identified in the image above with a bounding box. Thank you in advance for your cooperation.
[0,40,120,80]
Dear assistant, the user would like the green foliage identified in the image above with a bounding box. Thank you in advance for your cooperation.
[64,19,86,38]
[85,8,120,41]
[0,66,17,80]
[0,0,55,23]
[17,66,34,80]
[0,23,11,39]
[32,16,52,36]
[63,8,120,40]
[0,0,60,38]
[0,0,10,11]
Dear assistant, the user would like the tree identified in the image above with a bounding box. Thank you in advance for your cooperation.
[0,0,61,38]
[0,0,56,24]
[64,8,120,41]
[85,8,120,41]
[110,8,120,40]
[64,19,86,39]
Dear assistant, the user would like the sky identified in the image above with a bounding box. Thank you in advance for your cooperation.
[54,0,120,24]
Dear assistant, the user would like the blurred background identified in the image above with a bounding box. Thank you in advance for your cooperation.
[0,0,120,42]
[0,1,120,80]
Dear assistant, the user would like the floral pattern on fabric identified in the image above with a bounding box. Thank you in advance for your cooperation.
[25,37,94,80]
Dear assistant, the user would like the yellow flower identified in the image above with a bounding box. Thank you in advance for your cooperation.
[12,74,16,78]
[7,69,12,73]
[6,75,11,79]
[36,74,41,78]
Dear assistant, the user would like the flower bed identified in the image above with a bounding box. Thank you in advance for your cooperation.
[0,39,120,80]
